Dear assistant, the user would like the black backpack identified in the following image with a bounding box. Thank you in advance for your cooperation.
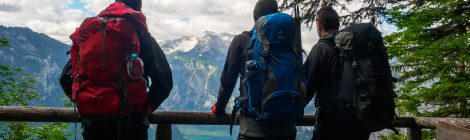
[333,23,396,132]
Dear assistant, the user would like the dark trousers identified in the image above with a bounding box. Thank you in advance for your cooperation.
[238,134,296,140]
[312,106,371,140]
[81,113,149,140]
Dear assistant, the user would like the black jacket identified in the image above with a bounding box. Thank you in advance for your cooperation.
[60,34,173,109]
[215,31,251,112]
[303,33,341,107]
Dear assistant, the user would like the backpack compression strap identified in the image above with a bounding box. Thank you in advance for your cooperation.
[255,17,278,105]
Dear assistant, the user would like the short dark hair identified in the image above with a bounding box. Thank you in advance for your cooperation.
[117,0,142,11]
[316,6,340,31]
[253,0,279,21]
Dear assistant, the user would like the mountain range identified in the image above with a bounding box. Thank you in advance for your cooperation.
[0,26,69,107]
[0,26,316,140]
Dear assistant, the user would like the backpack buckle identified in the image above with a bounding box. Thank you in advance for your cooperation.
[72,74,80,83]
[352,61,360,69]
[260,51,268,57]
[245,60,258,71]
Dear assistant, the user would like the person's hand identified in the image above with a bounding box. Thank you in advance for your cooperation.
[211,103,217,113]
[211,103,226,117]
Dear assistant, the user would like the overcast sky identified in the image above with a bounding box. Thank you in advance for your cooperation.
[0,0,396,51]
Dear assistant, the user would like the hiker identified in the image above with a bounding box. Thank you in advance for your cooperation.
[60,0,173,139]
[304,6,396,140]
[303,6,349,140]
[211,0,305,139]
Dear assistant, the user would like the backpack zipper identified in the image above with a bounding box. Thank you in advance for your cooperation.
[101,17,109,68]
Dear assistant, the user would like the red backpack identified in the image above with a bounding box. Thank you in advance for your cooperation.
[69,5,150,116]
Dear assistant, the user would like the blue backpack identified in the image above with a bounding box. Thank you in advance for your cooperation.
[233,13,306,125]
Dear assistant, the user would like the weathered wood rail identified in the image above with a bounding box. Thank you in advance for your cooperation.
[1,106,469,140]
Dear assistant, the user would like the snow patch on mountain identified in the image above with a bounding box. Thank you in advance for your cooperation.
[160,31,234,55]
[157,31,236,112]
[164,36,199,53]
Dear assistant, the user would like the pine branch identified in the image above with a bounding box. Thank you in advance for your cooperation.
[0,37,10,47]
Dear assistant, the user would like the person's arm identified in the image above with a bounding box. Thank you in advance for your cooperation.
[212,36,243,115]
[60,59,73,99]
[303,44,324,107]
[139,34,173,110]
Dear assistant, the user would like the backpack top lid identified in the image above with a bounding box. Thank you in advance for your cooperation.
[98,2,149,33]
[334,23,383,55]
[253,13,296,47]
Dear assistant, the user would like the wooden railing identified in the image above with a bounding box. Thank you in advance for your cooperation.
[1,106,469,140]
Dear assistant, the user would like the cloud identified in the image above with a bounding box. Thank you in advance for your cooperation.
[134,0,317,50]
[0,0,87,43]
[0,0,319,49]
[0,3,21,12]
[139,0,257,40]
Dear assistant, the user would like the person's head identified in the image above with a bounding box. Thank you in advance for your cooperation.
[116,0,142,11]
[315,6,340,37]
[253,0,279,22]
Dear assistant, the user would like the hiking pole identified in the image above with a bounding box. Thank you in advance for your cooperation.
[73,103,78,140]
[295,3,302,50]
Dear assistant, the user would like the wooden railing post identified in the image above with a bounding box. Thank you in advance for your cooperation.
[407,127,423,140]
[156,123,172,140]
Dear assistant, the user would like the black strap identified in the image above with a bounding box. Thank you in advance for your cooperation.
[117,68,128,140]
[229,96,245,135]
[239,31,254,103]
[230,106,237,135]
[241,31,253,61]
[97,16,144,140]
[98,17,130,140]
[73,103,78,140]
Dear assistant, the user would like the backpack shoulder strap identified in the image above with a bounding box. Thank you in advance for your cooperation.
[241,31,253,51]
[242,31,253,37]
[255,17,278,97]
[319,39,335,47]
[240,31,255,67]
[318,34,336,49]
[318,33,340,56]
[256,18,270,58]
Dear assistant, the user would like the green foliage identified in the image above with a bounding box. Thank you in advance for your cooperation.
[377,129,436,140]
[385,1,469,139]
[0,66,39,106]
[385,0,470,118]
[378,129,407,140]
[280,0,392,28]
[0,37,10,47]
[0,39,71,140]
[0,122,32,139]
[25,123,72,140]
[0,122,71,140]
